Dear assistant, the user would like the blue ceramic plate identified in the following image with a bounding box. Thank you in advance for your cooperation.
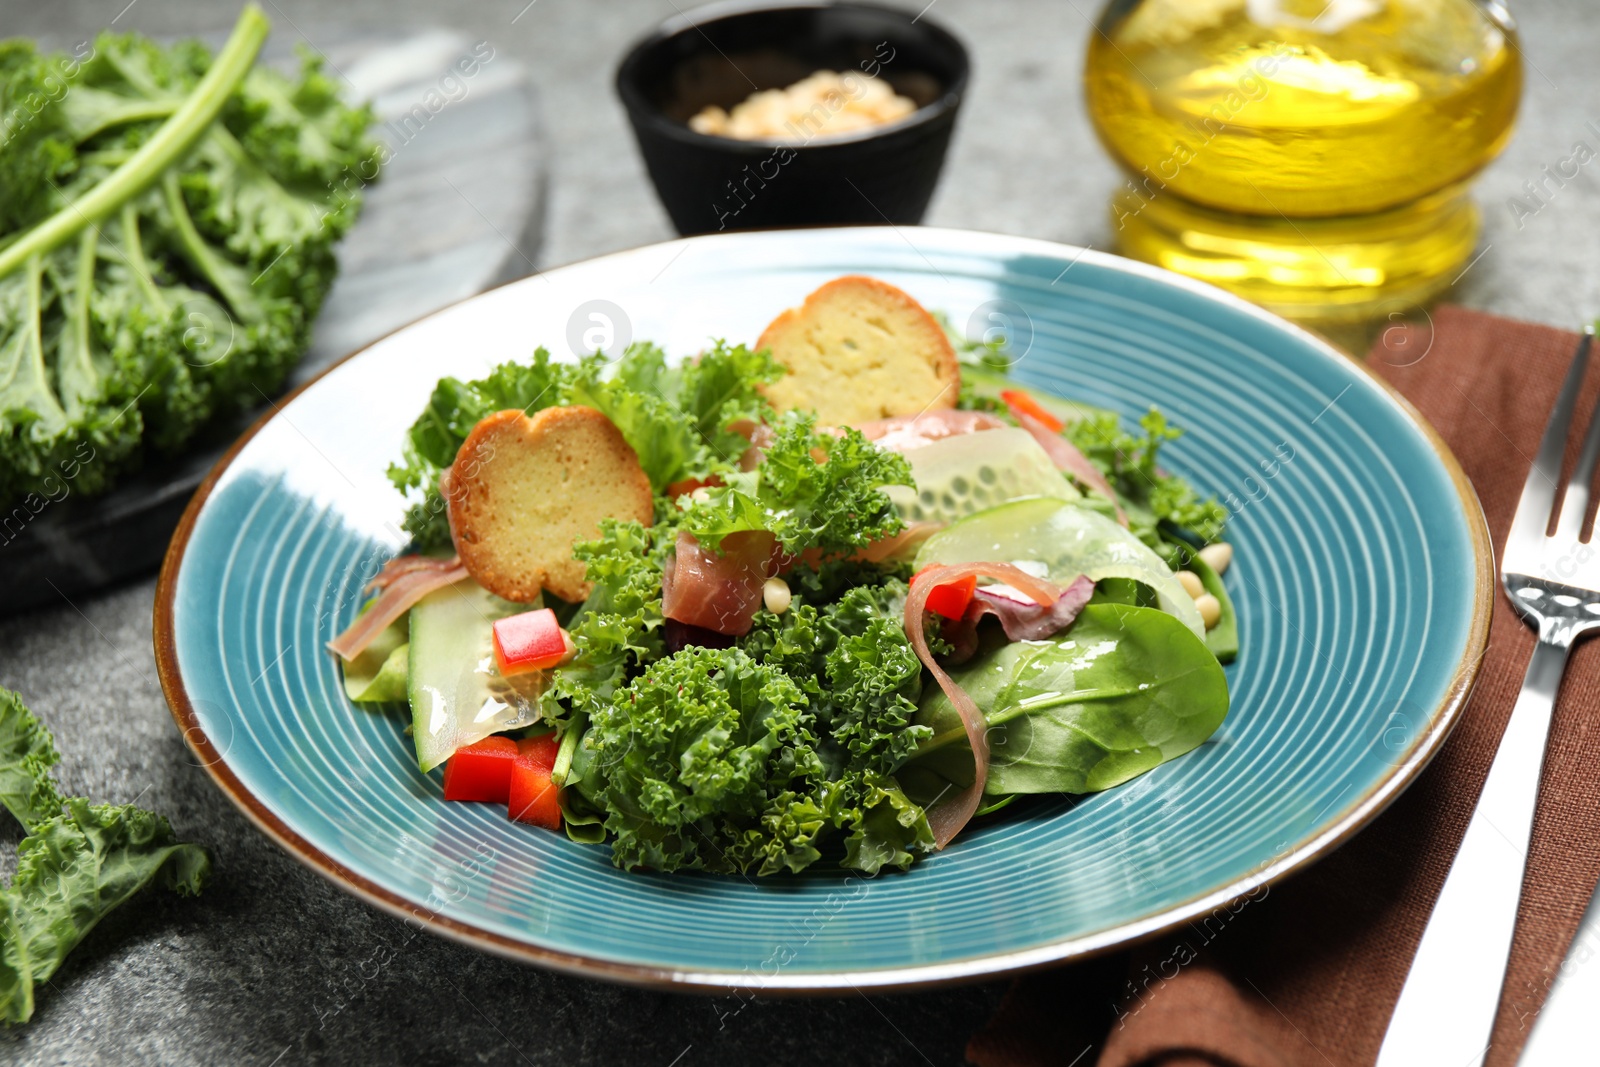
[156,228,1491,991]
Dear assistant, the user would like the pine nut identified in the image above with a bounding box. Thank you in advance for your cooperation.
[763,577,792,614]
[1195,593,1222,630]
[1198,542,1233,575]
[1177,570,1205,599]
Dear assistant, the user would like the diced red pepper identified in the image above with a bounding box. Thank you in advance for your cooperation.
[492,609,572,676]
[1000,389,1065,433]
[911,566,978,620]
[508,735,562,829]
[441,736,519,803]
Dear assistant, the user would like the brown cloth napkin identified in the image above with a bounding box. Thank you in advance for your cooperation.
[968,306,1600,1067]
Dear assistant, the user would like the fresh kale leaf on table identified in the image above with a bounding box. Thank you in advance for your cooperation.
[0,688,210,1024]
[0,5,379,509]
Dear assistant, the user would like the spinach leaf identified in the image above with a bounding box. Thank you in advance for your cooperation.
[909,604,1229,796]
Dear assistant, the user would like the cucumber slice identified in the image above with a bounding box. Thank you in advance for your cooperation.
[913,496,1205,639]
[883,427,1078,524]
[407,579,547,772]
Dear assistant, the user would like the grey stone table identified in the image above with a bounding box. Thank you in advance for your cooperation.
[1,1,1596,1064]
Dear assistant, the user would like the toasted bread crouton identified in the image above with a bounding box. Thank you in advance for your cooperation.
[446,406,653,602]
[756,275,960,426]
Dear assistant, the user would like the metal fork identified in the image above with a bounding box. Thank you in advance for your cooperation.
[1378,327,1600,1067]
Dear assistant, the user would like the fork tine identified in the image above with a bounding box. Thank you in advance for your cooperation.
[1554,332,1600,545]
[1507,330,1593,559]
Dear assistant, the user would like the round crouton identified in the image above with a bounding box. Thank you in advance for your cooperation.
[756,275,960,426]
[446,406,653,602]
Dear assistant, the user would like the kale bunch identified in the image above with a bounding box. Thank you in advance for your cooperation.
[0,6,380,508]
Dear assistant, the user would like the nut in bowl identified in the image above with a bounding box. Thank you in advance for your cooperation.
[615,1,969,235]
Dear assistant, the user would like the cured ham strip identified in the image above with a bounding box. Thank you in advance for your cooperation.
[1008,406,1128,527]
[661,530,778,637]
[970,575,1096,641]
[854,409,1007,453]
[790,520,943,572]
[328,561,468,660]
[366,552,462,592]
[854,521,941,563]
[904,562,1063,849]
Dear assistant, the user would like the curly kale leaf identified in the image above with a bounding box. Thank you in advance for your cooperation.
[0,42,80,236]
[682,411,912,557]
[1066,407,1229,551]
[674,340,782,462]
[576,639,934,877]
[0,799,211,1024]
[0,687,211,1024]
[0,689,65,832]
[842,776,936,873]
[578,647,823,874]
[742,577,928,776]
[541,518,676,722]
[569,344,715,492]
[565,571,934,876]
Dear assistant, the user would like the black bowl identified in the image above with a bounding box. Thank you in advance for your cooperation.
[615,1,970,236]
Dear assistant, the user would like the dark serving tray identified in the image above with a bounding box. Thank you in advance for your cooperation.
[1,29,545,615]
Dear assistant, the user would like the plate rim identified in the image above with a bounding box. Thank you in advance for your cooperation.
[154,225,1494,994]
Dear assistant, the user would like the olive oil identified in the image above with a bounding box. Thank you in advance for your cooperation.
[1085,0,1522,322]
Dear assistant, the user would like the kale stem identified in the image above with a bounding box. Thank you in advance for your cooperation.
[0,4,269,281]
[67,228,98,399]
[161,172,258,319]
[14,256,67,428]
[119,204,167,314]
[72,99,182,143]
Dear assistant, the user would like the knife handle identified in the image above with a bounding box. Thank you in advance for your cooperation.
[1376,638,1571,1067]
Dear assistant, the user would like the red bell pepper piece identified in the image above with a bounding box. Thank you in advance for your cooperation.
[1000,389,1065,433]
[441,736,519,803]
[493,609,572,676]
[911,566,979,620]
[508,735,562,829]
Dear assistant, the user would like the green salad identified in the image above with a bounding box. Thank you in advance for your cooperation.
[330,279,1238,877]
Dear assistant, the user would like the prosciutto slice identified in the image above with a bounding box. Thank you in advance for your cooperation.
[328,557,468,660]
[942,575,1096,664]
[789,520,943,572]
[855,409,1007,453]
[1008,407,1128,527]
[661,530,778,637]
[366,553,462,592]
[904,563,1063,850]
